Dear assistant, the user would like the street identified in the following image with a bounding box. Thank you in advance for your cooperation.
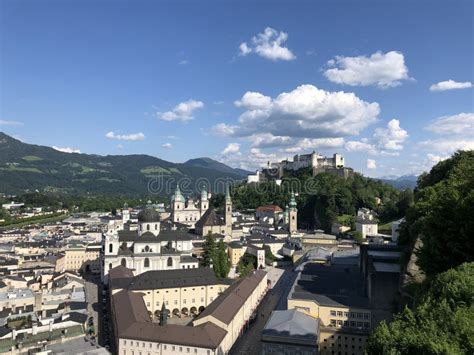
[230,266,298,354]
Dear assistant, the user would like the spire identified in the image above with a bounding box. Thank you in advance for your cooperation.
[201,186,208,201]
[289,192,297,210]
[159,301,168,326]
[225,184,232,203]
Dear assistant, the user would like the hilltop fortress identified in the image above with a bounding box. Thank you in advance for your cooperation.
[248,151,354,183]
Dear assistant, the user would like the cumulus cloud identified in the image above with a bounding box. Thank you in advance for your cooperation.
[161,143,173,149]
[220,147,287,171]
[53,146,81,154]
[222,143,241,155]
[0,120,23,126]
[212,84,380,139]
[158,99,204,122]
[373,119,408,150]
[367,159,377,169]
[324,51,410,88]
[249,133,293,148]
[105,131,145,141]
[284,137,345,154]
[239,27,296,61]
[430,80,472,92]
[425,113,474,136]
[419,139,474,155]
[345,140,377,155]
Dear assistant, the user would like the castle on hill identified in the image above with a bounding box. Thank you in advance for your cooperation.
[247,151,354,183]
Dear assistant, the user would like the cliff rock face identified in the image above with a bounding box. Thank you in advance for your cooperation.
[403,237,426,285]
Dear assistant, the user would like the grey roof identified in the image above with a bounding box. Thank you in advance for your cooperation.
[127,267,226,290]
[180,255,199,263]
[137,208,161,222]
[195,209,225,228]
[112,289,227,349]
[194,270,266,325]
[290,263,369,309]
[262,309,319,343]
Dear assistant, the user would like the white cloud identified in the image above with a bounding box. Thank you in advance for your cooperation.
[178,60,189,65]
[158,99,204,122]
[105,131,145,141]
[324,51,410,88]
[234,92,272,110]
[430,80,472,92]
[419,139,474,154]
[426,153,448,165]
[52,146,81,154]
[211,123,239,137]
[345,140,377,155]
[425,113,474,136]
[373,119,408,150]
[0,120,23,126]
[239,27,296,61]
[213,84,380,139]
[249,133,293,148]
[367,159,377,169]
[161,143,173,149]
[222,143,241,155]
[220,147,287,171]
[284,137,345,153]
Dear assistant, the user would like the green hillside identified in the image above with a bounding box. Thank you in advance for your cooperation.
[0,132,246,195]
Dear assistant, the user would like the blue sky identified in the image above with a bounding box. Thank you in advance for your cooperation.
[1,0,472,177]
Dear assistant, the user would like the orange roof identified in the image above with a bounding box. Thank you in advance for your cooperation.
[256,205,283,213]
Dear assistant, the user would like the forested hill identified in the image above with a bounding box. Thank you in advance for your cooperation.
[0,132,246,195]
[228,167,414,232]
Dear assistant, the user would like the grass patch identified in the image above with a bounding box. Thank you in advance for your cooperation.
[140,166,170,175]
[0,214,68,229]
[22,155,43,161]
[337,214,354,226]
[0,166,43,173]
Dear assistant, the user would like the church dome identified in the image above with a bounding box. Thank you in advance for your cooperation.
[137,207,161,222]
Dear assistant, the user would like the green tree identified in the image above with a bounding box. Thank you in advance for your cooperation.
[366,262,474,355]
[236,253,257,277]
[400,150,474,276]
[215,240,230,278]
[352,231,363,244]
[201,233,216,267]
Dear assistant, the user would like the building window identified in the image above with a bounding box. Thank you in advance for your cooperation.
[337,311,343,317]
[109,263,112,270]
[167,257,173,267]
[155,224,158,230]
[121,258,126,267]
[147,224,150,231]
[109,243,113,253]
[144,258,150,268]
[330,310,336,316]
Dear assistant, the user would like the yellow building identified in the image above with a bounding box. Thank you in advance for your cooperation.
[287,263,371,355]
[111,269,268,355]
[227,241,245,266]
[61,242,101,273]
[109,266,233,318]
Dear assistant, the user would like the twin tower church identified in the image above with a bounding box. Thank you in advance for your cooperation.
[102,185,233,283]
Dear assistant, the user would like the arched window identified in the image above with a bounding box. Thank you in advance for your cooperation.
[109,263,112,270]
[144,258,150,268]
[228,207,230,212]
[147,224,150,231]
[144,245,150,252]
[155,224,158,230]
[109,243,113,253]
[167,257,173,267]
[121,258,126,267]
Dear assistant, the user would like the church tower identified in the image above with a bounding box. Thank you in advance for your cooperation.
[289,192,298,234]
[122,202,130,224]
[172,185,185,222]
[200,186,209,214]
[225,185,232,235]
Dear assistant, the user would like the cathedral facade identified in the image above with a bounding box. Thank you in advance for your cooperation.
[171,186,210,227]
[102,204,199,283]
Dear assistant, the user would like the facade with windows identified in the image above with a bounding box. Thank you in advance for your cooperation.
[102,205,199,283]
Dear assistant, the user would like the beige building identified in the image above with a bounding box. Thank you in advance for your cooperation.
[171,186,209,227]
[60,242,101,273]
[195,186,233,237]
[227,241,245,266]
[109,266,232,318]
[287,263,371,355]
[112,270,268,355]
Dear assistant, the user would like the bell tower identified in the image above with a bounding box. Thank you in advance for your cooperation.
[289,192,298,234]
[225,185,232,235]
[200,186,209,214]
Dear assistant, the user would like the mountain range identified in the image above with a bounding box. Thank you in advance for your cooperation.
[377,175,419,190]
[0,132,249,195]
